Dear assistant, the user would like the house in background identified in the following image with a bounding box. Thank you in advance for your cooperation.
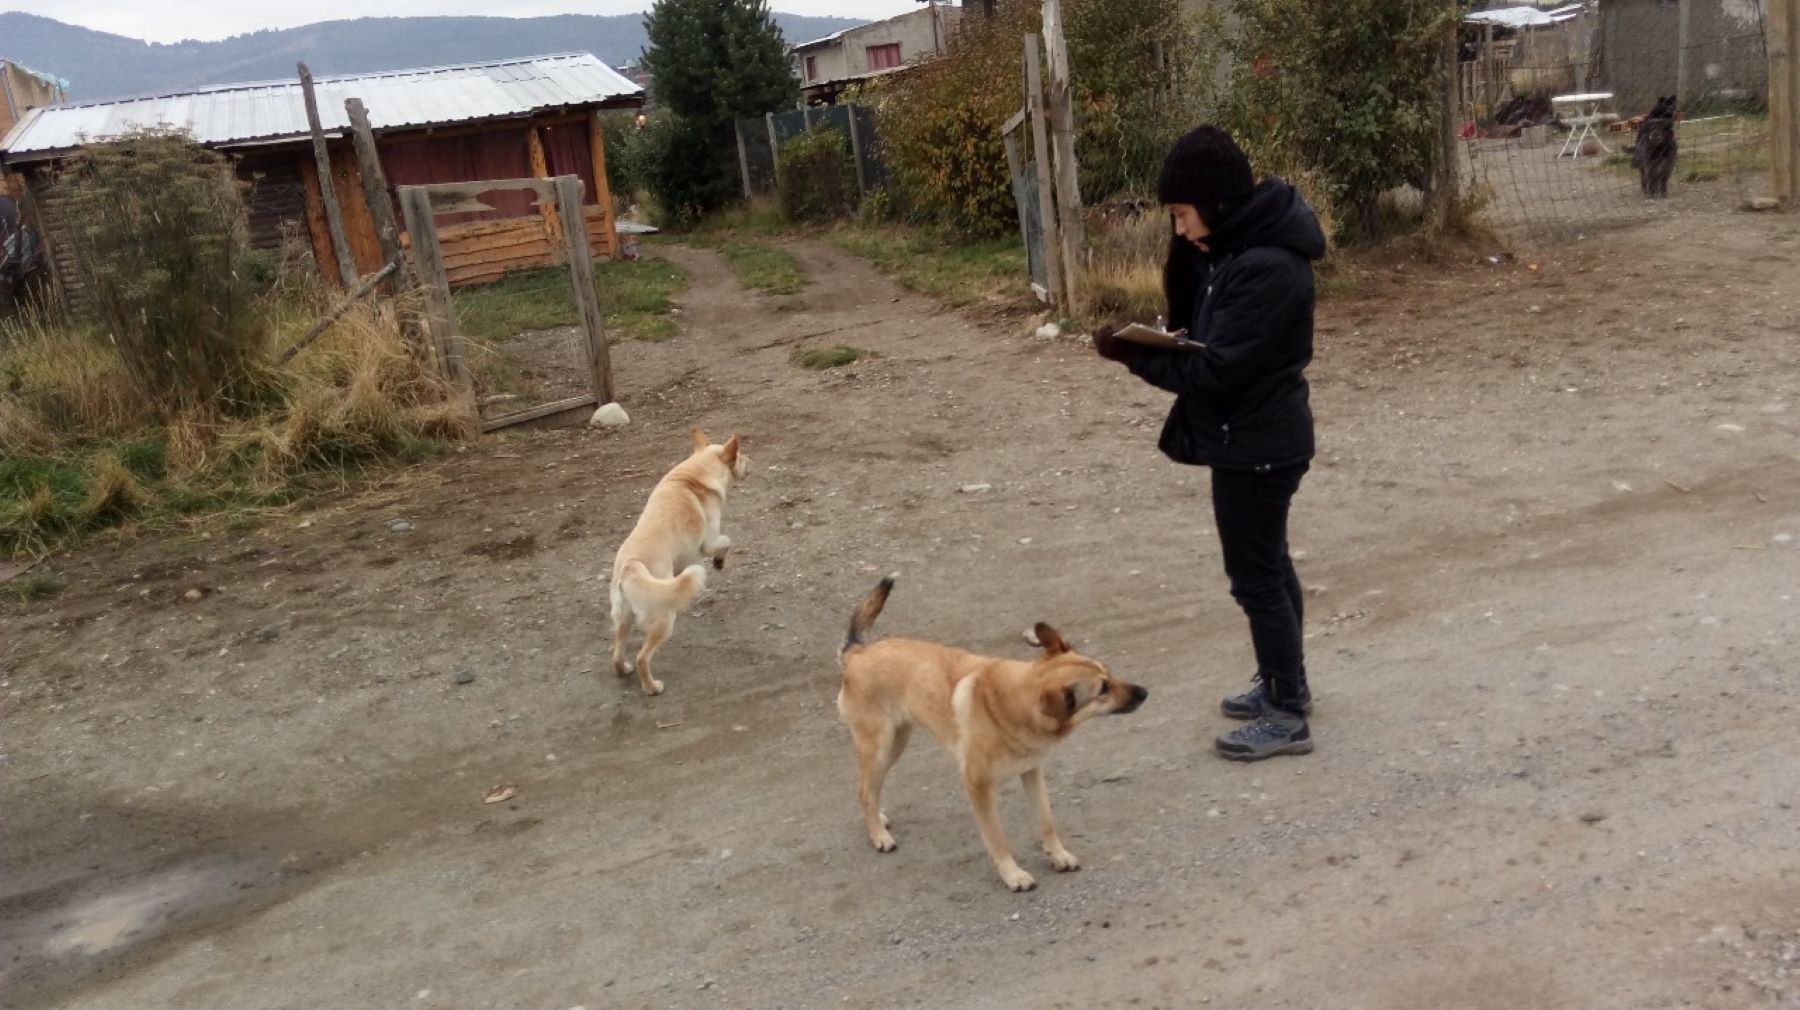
[0,53,643,313]
[0,59,68,200]
[1594,0,1769,112]
[792,2,962,105]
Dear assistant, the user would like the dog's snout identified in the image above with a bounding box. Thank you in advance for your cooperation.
[1116,683,1148,713]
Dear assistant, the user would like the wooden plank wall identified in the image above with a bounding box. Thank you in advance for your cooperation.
[410,203,617,288]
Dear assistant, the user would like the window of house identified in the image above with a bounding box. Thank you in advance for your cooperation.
[866,43,902,71]
[805,55,818,82]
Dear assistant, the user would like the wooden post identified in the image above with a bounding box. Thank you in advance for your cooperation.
[343,98,403,294]
[552,175,614,405]
[1001,125,1033,276]
[736,120,754,198]
[1024,33,1065,308]
[397,186,471,388]
[846,105,869,198]
[588,111,621,259]
[1042,0,1085,310]
[1676,0,1692,108]
[1433,2,1462,229]
[802,103,814,131]
[1772,0,1798,205]
[527,125,563,258]
[297,62,357,288]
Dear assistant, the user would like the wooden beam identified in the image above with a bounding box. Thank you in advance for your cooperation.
[397,185,472,388]
[297,155,340,287]
[1432,1,1462,229]
[553,175,614,404]
[1772,0,1798,205]
[1024,33,1065,308]
[588,111,620,258]
[846,106,868,198]
[481,393,598,432]
[1041,0,1085,310]
[413,178,555,201]
[344,97,404,294]
[1001,128,1035,298]
[298,62,357,288]
[527,125,563,259]
[736,120,754,199]
[1001,107,1027,136]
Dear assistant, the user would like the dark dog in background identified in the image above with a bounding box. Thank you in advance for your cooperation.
[1632,96,1678,198]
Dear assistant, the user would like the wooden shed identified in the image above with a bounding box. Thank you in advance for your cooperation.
[0,53,644,312]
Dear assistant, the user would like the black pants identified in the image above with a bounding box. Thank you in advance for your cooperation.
[1210,463,1309,712]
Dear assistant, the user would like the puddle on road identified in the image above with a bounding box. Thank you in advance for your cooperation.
[39,862,220,956]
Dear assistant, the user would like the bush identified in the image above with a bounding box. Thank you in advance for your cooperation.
[870,0,1214,235]
[1221,0,1449,242]
[777,129,857,223]
[634,115,741,229]
[867,5,1032,236]
[57,129,268,419]
[598,111,643,212]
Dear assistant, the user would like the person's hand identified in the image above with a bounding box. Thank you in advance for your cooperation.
[1091,324,1136,364]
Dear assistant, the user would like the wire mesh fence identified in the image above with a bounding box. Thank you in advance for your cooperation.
[734,104,888,201]
[1458,8,1772,243]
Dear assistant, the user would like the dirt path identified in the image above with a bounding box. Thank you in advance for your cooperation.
[3,216,1798,1010]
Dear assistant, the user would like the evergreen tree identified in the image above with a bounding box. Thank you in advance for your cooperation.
[640,0,798,223]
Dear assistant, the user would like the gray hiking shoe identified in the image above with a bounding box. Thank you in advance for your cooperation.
[1220,679,1312,720]
[1215,710,1314,761]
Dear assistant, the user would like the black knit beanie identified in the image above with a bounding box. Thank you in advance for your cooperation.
[1157,125,1255,212]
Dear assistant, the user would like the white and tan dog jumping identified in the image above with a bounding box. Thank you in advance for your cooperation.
[608,427,749,696]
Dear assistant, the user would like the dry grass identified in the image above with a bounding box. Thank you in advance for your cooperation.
[1083,208,1170,325]
[1,293,476,558]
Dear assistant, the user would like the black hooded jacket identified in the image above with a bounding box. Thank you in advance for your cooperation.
[1127,179,1327,469]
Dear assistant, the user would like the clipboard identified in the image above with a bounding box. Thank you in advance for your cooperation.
[1112,322,1205,352]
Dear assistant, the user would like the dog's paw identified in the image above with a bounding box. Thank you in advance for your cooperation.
[871,831,897,853]
[613,661,634,678]
[1001,866,1038,892]
[1047,847,1081,873]
[712,554,726,571]
[880,810,891,828]
[642,678,664,696]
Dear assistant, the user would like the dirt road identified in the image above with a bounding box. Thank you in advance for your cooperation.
[4,213,1797,1010]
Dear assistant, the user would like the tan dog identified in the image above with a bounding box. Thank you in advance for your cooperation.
[608,427,749,696]
[836,577,1148,892]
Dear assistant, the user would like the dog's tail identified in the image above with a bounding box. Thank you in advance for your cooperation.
[619,559,708,614]
[841,574,898,660]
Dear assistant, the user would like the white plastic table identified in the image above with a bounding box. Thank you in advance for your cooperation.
[1552,92,1616,159]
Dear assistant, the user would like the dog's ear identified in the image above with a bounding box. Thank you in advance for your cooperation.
[689,427,709,451]
[1033,622,1070,657]
[721,434,741,464]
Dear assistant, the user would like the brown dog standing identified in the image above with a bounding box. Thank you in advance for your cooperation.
[836,577,1148,892]
[608,427,749,696]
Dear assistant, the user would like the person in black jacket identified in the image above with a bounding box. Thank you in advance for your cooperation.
[1091,125,1326,761]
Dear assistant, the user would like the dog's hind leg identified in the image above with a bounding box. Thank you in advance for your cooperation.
[852,720,906,850]
[704,533,733,571]
[964,770,1034,892]
[1022,767,1079,872]
[609,585,635,678]
[633,613,674,696]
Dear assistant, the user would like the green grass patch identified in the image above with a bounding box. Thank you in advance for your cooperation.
[692,197,790,238]
[827,226,1029,309]
[795,345,865,370]
[713,241,807,296]
[451,255,690,342]
[5,573,64,601]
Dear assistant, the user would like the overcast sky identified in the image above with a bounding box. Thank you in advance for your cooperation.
[3,1,926,44]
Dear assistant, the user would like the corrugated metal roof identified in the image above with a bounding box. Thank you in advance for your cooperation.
[1,53,643,163]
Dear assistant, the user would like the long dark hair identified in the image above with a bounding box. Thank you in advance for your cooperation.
[1161,198,1245,328]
